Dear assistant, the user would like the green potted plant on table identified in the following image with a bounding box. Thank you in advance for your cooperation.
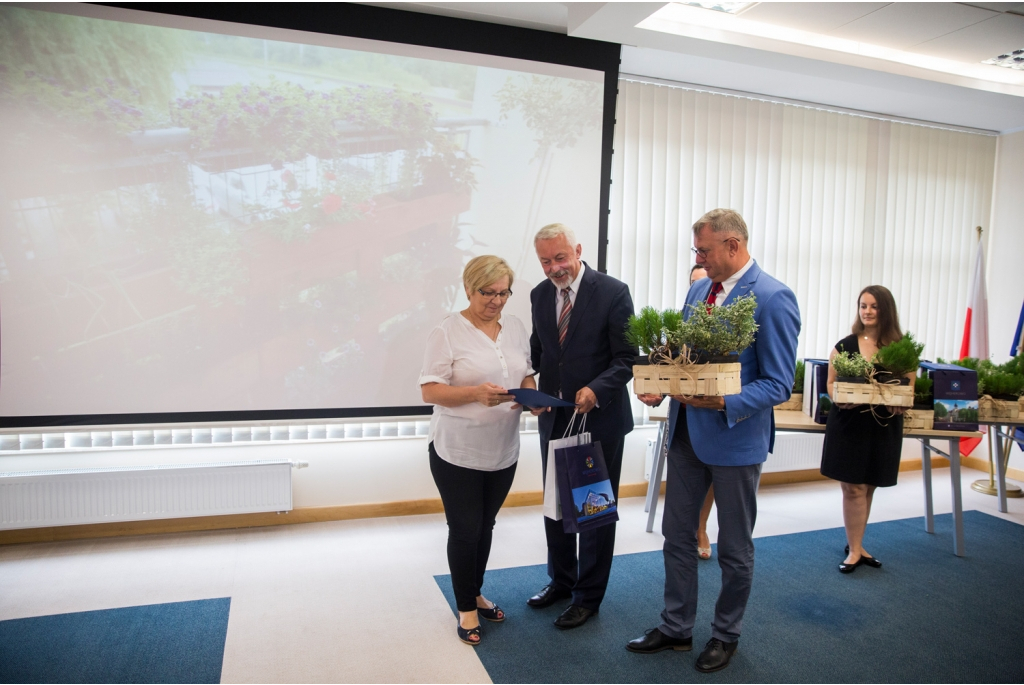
[775,359,805,411]
[627,294,758,397]
[905,374,935,431]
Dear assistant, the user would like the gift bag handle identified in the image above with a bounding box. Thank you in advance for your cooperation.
[561,409,581,439]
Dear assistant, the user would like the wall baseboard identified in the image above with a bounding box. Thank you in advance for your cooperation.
[961,455,1024,482]
[0,455,975,546]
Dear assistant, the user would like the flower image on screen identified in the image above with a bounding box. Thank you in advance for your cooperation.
[0,5,606,417]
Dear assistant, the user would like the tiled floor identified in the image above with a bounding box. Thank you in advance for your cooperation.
[2,465,1022,683]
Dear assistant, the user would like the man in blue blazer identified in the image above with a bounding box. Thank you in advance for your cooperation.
[626,209,801,673]
[526,223,636,630]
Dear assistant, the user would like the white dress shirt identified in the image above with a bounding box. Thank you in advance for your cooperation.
[419,312,534,471]
[554,262,586,319]
[714,257,755,305]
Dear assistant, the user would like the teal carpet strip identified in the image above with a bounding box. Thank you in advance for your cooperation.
[435,511,1024,683]
[0,597,230,684]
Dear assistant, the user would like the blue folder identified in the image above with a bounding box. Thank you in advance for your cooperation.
[509,388,576,408]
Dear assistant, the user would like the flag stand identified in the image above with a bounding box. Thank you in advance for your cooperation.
[971,431,1000,495]
[971,431,1024,497]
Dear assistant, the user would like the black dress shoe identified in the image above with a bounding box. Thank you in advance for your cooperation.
[839,556,864,573]
[695,638,738,673]
[554,604,595,630]
[861,555,882,568]
[626,628,693,654]
[527,584,572,608]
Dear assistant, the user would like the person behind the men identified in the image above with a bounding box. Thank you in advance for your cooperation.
[420,255,537,646]
[820,285,911,573]
[686,264,716,561]
[525,222,636,630]
[629,209,801,673]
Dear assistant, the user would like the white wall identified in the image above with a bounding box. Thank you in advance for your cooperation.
[987,128,1024,472]
[0,426,660,509]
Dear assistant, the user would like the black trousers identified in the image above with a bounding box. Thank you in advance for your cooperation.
[540,408,625,611]
[429,442,517,612]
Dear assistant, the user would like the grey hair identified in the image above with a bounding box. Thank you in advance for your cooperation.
[534,222,577,247]
[692,208,748,241]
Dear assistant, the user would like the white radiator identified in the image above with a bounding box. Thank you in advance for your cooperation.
[763,433,825,473]
[0,460,297,530]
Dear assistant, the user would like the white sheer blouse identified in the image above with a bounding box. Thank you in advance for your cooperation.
[419,312,534,471]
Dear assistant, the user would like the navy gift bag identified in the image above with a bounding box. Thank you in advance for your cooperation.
[554,413,618,533]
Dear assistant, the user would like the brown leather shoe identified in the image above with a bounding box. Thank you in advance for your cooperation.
[526,584,571,608]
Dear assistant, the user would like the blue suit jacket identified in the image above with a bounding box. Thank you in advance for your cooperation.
[667,261,801,466]
[530,262,636,447]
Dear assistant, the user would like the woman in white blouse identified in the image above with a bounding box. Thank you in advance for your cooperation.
[420,255,536,646]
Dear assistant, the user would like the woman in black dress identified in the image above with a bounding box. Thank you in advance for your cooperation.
[820,285,912,574]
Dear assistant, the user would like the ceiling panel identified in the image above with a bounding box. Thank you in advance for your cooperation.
[739,2,890,33]
[829,2,998,48]
[913,12,1024,60]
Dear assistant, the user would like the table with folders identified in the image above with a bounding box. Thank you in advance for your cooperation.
[643,409,982,557]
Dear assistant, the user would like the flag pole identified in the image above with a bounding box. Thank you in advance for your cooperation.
[967,226,1023,497]
[969,226,999,495]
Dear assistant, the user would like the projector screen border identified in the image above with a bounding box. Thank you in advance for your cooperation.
[0,3,621,428]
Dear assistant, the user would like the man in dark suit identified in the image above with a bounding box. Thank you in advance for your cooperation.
[526,222,636,630]
[626,209,801,673]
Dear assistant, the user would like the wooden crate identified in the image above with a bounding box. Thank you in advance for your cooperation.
[775,393,803,411]
[903,409,934,432]
[832,381,914,407]
[978,396,1020,421]
[633,362,741,396]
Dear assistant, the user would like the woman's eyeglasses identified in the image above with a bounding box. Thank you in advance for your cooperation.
[477,289,512,301]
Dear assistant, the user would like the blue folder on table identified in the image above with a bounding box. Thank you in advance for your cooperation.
[509,388,576,408]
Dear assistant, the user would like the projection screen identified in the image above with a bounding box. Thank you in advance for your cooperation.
[0,4,612,421]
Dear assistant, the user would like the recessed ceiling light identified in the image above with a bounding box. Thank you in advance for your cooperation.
[983,49,1024,70]
[682,1,757,14]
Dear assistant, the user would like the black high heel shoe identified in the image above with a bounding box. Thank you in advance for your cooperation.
[457,620,482,646]
[478,604,505,622]
[839,556,864,573]
[845,546,882,568]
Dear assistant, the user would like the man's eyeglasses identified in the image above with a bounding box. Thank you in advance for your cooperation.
[691,238,736,260]
[477,289,513,301]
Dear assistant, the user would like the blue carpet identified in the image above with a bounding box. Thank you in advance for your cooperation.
[0,598,230,684]
[435,511,1024,683]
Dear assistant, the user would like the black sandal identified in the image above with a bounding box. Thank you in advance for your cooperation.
[478,604,505,622]
[457,621,482,646]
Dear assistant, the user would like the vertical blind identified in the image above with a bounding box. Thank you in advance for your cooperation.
[608,78,997,361]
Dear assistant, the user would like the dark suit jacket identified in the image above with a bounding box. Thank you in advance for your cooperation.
[530,262,637,447]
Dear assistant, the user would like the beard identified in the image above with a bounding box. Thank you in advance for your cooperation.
[547,269,572,288]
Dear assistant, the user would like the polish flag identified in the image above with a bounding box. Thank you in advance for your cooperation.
[959,240,989,456]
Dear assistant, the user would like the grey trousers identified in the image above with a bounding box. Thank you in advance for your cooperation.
[658,438,762,644]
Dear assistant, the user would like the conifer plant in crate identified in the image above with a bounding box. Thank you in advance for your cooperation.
[978,355,1024,419]
[831,334,921,407]
[628,294,757,397]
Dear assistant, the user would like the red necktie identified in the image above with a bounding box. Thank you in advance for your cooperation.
[706,282,723,313]
[558,288,572,347]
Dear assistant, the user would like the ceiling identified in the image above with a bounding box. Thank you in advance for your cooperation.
[364,3,1024,132]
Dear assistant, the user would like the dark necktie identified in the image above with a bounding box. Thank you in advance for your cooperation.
[706,282,724,313]
[558,288,572,347]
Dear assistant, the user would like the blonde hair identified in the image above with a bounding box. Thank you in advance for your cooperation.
[692,208,748,241]
[534,222,577,247]
[463,255,515,294]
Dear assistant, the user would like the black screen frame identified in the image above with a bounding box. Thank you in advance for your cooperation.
[1,2,621,428]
